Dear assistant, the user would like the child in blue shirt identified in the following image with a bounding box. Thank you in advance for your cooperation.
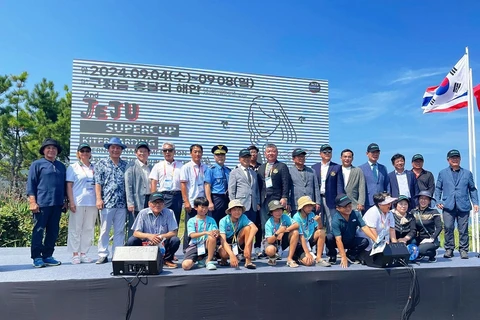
[182,197,219,271]
[291,196,330,267]
[218,199,258,269]
[264,200,299,267]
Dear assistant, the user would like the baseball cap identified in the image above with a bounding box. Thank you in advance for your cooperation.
[447,149,460,158]
[292,148,307,157]
[367,143,380,152]
[149,192,165,202]
[411,154,424,162]
[335,194,352,207]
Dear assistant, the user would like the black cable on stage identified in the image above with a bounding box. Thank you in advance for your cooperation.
[399,259,420,320]
[117,266,149,320]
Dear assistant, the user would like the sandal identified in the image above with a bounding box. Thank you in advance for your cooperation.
[218,259,229,267]
[286,260,299,268]
[206,261,217,270]
[245,262,257,269]
[72,256,81,265]
[267,258,277,266]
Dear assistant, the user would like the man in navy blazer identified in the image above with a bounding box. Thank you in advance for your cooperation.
[358,143,390,211]
[388,153,419,211]
[312,144,344,232]
[435,149,479,259]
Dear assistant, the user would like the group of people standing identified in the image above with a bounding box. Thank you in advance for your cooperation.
[26,137,478,269]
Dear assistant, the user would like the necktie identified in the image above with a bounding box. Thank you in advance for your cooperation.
[372,163,378,181]
[246,168,252,185]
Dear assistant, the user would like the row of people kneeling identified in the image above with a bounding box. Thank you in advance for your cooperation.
[127,189,442,270]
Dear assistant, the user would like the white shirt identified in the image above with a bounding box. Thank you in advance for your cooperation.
[136,159,151,185]
[66,162,96,206]
[320,161,330,195]
[342,166,352,186]
[149,160,183,191]
[363,206,395,241]
[180,160,208,203]
[395,171,410,198]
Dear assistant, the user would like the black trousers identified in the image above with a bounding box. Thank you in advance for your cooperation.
[325,233,369,258]
[211,194,228,226]
[31,205,62,259]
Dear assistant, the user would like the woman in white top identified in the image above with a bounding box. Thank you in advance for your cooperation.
[66,143,97,264]
[363,192,398,244]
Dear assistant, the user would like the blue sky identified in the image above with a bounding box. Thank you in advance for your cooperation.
[1,0,480,180]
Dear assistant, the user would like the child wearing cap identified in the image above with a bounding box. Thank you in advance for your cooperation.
[218,199,258,269]
[264,200,299,267]
[182,197,219,271]
[291,196,330,267]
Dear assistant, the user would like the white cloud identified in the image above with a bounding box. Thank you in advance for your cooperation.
[389,67,447,85]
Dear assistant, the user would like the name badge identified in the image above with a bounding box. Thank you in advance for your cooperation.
[306,241,312,252]
[86,178,94,191]
[197,241,206,255]
[197,176,204,187]
[265,177,273,188]
[277,244,283,257]
[164,179,173,190]
[232,243,239,255]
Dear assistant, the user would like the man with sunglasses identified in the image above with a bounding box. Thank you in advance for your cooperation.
[312,144,344,233]
[150,142,184,225]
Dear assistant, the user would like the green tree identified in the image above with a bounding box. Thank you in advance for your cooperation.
[24,79,71,163]
[0,72,30,190]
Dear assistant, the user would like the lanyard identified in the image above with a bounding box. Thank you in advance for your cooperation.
[300,214,310,239]
[265,163,274,178]
[230,217,239,243]
[79,162,93,178]
[164,161,176,177]
[195,217,208,242]
[378,208,387,229]
[193,164,203,180]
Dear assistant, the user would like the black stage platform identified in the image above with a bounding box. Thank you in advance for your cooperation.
[1,247,480,320]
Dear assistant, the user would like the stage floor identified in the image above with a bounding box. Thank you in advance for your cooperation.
[2,247,480,320]
[1,246,480,282]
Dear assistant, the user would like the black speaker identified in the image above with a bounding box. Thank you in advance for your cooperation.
[112,246,163,275]
[364,243,410,268]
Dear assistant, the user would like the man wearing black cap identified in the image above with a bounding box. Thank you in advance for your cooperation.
[127,192,180,269]
[289,148,321,213]
[27,138,66,268]
[205,145,231,225]
[411,154,435,195]
[435,149,479,259]
[325,194,376,267]
[358,143,390,210]
[228,149,261,256]
[125,141,152,238]
[312,144,344,232]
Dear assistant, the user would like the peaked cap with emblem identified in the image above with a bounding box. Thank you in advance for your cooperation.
[212,145,228,155]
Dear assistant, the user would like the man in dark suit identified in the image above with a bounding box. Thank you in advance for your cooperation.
[358,143,390,211]
[312,144,344,232]
[257,143,291,234]
[435,149,479,259]
[388,153,419,211]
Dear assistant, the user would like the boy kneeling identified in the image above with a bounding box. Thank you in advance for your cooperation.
[218,199,258,269]
[182,197,219,271]
[291,196,330,267]
[264,200,299,267]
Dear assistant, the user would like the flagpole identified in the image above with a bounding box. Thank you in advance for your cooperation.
[469,67,479,253]
[466,47,479,253]
[465,47,477,253]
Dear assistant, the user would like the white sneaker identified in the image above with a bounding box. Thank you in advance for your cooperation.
[72,256,81,265]
[80,255,93,263]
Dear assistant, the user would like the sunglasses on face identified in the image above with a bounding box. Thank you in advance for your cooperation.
[79,149,91,153]
[162,149,174,153]
[322,151,332,154]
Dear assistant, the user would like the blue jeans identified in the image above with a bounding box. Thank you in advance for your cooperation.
[31,205,62,259]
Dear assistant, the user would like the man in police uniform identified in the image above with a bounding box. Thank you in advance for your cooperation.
[205,145,231,225]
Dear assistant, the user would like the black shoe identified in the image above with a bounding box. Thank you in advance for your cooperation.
[96,256,108,264]
[346,255,361,264]
[328,256,337,265]
[428,256,437,263]
[460,251,469,259]
[443,249,454,258]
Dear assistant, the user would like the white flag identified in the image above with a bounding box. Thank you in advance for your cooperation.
[422,54,469,113]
